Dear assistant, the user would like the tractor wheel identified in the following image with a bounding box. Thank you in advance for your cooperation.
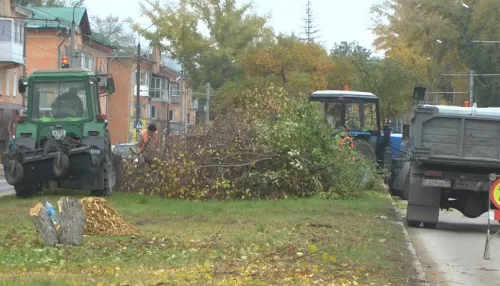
[353,139,377,162]
[90,140,115,197]
[90,155,114,197]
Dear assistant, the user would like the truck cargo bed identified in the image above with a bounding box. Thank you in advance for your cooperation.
[411,105,500,167]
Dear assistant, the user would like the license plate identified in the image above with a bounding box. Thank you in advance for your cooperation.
[422,178,451,188]
[52,129,66,140]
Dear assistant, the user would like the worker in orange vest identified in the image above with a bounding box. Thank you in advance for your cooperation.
[137,123,160,164]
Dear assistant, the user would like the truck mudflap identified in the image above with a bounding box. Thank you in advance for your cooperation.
[2,143,103,186]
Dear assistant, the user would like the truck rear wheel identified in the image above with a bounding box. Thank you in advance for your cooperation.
[406,162,441,228]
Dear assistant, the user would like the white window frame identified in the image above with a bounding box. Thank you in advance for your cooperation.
[169,82,179,97]
[140,72,148,86]
[0,19,12,42]
[6,70,11,96]
[12,69,17,97]
[0,69,3,96]
[14,20,23,45]
[150,77,161,99]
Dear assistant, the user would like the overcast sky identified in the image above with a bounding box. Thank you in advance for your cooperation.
[84,0,384,54]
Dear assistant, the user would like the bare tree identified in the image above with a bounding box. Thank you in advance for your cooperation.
[89,14,136,54]
[300,0,320,44]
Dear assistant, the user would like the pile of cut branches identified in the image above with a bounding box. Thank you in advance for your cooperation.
[118,84,379,200]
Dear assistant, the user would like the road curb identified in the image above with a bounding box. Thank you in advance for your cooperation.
[388,195,430,286]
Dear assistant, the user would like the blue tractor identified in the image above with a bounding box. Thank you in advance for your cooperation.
[309,90,409,193]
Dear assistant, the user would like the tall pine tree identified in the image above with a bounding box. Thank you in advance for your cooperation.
[300,0,320,44]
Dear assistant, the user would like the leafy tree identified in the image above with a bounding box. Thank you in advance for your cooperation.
[136,0,273,91]
[371,0,500,106]
[328,41,377,91]
[238,35,334,94]
[90,15,136,54]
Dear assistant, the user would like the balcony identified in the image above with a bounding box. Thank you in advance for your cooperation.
[170,95,180,104]
[149,89,168,102]
[0,18,25,66]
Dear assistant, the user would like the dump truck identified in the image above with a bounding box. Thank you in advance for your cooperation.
[404,87,500,228]
[1,66,121,198]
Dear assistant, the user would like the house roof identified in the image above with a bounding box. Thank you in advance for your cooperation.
[88,32,115,49]
[25,7,113,49]
[26,7,87,30]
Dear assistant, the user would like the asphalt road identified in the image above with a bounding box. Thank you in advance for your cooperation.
[0,175,14,197]
[408,210,500,285]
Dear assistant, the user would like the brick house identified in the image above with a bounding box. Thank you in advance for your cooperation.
[0,0,31,151]
[107,49,196,145]
[24,6,115,113]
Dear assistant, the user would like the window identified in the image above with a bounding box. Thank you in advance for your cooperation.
[149,77,161,98]
[14,21,23,44]
[6,70,10,96]
[140,72,148,86]
[0,20,11,42]
[169,109,174,121]
[169,82,179,97]
[161,78,167,100]
[31,81,88,121]
[90,80,100,116]
[187,113,190,124]
[0,69,3,96]
[150,105,156,118]
[12,69,17,97]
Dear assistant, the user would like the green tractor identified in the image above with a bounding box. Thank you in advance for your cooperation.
[1,68,122,198]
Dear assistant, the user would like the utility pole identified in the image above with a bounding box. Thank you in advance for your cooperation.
[206,82,211,125]
[135,34,141,141]
[469,70,474,104]
[70,20,75,68]
[22,21,27,108]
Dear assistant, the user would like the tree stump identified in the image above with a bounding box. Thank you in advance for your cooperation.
[59,197,86,246]
[30,202,59,247]
[30,197,86,247]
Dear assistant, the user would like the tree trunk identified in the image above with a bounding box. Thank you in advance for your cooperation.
[32,203,59,247]
[58,197,86,246]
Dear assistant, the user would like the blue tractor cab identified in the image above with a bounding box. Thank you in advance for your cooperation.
[310,89,403,171]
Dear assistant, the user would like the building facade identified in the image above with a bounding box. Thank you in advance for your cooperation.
[0,0,31,151]
[24,7,115,113]
[108,50,196,145]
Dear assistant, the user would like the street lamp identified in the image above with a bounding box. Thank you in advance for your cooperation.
[70,0,84,68]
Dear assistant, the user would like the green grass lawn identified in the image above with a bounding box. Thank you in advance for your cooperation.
[0,190,418,285]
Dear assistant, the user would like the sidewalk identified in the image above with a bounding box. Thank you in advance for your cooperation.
[0,169,15,197]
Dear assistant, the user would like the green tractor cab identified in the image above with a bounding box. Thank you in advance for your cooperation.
[1,68,121,198]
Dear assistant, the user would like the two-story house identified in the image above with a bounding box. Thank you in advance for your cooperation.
[24,6,115,113]
[0,0,31,151]
[108,49,196,145]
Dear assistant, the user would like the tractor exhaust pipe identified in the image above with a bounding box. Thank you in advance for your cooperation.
[5,160,24,185]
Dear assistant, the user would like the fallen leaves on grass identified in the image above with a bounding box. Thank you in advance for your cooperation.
[79,197,137,236]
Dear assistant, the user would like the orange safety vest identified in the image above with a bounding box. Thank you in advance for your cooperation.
[139,129,159,153]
